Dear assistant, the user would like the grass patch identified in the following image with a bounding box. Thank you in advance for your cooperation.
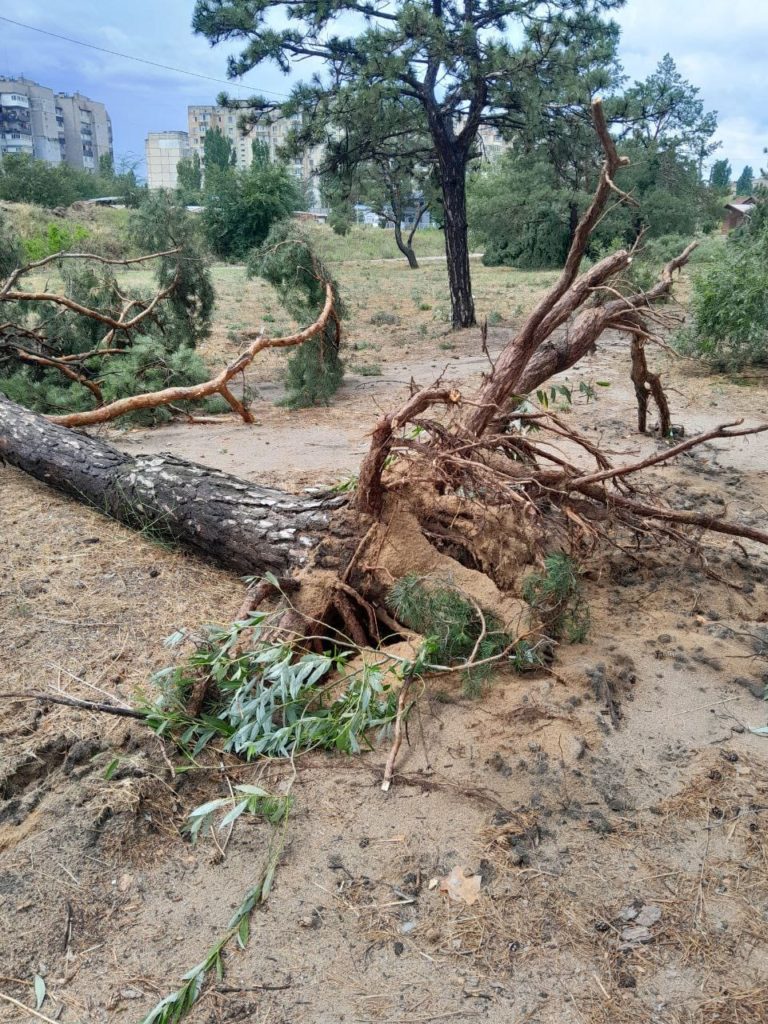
[350,362,383,376]
[305,223,446,263]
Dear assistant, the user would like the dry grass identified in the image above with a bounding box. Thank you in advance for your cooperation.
[0,468,236,783]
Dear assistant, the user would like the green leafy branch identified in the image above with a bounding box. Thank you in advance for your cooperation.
[138,798,291,1024]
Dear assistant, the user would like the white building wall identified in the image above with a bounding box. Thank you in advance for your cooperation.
[145,131,191,189]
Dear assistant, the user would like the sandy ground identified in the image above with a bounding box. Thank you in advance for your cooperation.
[2,289,768,1024]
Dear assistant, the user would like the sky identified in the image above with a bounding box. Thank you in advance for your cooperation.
[0,0,765,179]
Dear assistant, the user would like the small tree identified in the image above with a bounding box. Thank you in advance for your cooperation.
[735,165,754,195]
[202,144,303,259]
[709,158,732,190]
[249,221,344,408]
[304,85,434,268]
[177,153,203,204]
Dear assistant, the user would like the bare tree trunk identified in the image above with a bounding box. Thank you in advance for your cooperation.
[0,395,347,576]
[393,220,419,269]
[630,335,671,436]
[437,149,475,329]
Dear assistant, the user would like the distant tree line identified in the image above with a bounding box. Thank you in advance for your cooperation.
[0,153,145,208]
[467,55,726,271]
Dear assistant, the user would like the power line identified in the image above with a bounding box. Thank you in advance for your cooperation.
[0,14,290,100]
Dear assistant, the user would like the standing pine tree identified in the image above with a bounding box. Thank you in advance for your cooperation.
[192,0,625,329]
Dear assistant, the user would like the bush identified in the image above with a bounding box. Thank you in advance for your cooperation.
[249,222,345,408]
[469,155,573,270]
[22,222,90,262]
[328,205,354,236]
[202,147,304,259]
[676,202,768,369]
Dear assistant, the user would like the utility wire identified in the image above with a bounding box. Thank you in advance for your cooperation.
[0,14,290,99]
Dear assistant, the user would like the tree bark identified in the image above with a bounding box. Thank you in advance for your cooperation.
[0,395,346,576]
[437,147,475,329]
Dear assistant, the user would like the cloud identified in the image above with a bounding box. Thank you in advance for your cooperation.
[615,0,768,173]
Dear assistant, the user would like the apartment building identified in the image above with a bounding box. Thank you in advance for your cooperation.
[453,116,510,162]
[187,105,323,205]
[55,92,113,171]
[145,131,191,190]
[0,77,112,170]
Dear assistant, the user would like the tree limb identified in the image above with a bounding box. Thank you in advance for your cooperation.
[47,282,335,428]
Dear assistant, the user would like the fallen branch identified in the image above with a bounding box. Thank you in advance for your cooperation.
[0,246,182,297]
[47,282,335,428]
[381,673,415,792]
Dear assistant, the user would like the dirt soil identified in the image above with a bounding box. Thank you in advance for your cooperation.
[2,294,768,1024]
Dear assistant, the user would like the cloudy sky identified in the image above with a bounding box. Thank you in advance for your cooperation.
[1,0,765,178]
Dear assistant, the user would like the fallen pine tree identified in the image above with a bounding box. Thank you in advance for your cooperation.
[2,101,767,785]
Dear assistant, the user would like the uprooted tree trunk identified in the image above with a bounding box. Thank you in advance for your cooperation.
[2,100,768,665]
[0,394,351,577]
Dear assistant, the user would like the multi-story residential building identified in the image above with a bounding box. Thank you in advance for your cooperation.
[0,77,112,170]
[453,116,510,162]
[1,78,60,163]
[55,92,113,171]
[187,104,323,206]
[145,131,191,190]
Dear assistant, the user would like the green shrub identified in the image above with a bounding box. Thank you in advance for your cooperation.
[351,362,382,376]
[22,222,90,262]
[676,203,768,369]
[201,146,304,259]
[328,206,354,236]
[370,310,400,326]
[522,553,589,643]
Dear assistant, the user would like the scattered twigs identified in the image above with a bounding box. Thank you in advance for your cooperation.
[381,672,416,792]
[0,991,62,1024]
[33,692,146,719]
